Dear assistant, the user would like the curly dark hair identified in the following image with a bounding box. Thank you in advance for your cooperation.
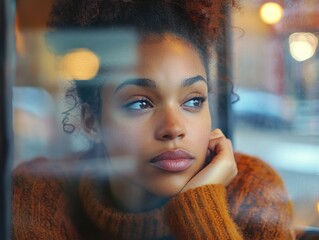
[47,0,238,133]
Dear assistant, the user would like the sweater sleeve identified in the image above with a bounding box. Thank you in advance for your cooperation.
[11,158,80,240]
[164,184,243,240]
[227,153,295,240]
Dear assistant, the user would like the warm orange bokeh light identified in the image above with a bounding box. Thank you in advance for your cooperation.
[260,2,283,25]
[59,48,100,80]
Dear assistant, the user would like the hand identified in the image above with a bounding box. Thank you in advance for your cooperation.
[181,129,238,192]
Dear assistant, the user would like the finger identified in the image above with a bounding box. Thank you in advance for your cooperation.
[209,128,229,149]
[208,135,232,155]
[226,139,234,151]
[209,128,224,140]
[207,129,233,165]
[207,131,237,177]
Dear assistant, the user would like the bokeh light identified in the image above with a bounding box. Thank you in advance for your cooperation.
[289,32,318,62]
[59,48,100,80]
[260,2,283,25]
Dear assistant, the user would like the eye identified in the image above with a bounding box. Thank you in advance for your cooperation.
[123,98,153,111]
[182,96,207,109]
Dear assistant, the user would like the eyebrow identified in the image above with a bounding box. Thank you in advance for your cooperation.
[182,75,207,87]
[114,78,157,93]
[114,75,207,93]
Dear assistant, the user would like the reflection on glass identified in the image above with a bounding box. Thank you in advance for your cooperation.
[10,0,319,239]
[289,32,318,62]
[260,2,283,25]
[58,48,100,80]
[13,87,55,167]
[233,0,319,235]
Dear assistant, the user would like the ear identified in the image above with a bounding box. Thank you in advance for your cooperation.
[82,103,102,143]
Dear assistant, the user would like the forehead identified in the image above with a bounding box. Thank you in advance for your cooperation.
[138,33,203,62]
[102,33,207,86]
[136,34,206,75]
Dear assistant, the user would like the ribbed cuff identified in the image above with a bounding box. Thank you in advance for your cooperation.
[164,184,243,240]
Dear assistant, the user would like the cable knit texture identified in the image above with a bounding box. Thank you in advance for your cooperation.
[11,153,295,240]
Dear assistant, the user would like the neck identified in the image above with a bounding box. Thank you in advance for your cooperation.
[109,176,168,213]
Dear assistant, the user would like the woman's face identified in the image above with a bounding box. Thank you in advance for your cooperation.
[98,34,211,200]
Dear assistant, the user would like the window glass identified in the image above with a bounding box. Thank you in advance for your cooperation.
[233,0,319,233]
[9,0,318,239]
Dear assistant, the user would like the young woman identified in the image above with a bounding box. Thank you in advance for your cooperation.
[12,0,295,239]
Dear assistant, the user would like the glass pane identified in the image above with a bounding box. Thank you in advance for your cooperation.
[232,0,319,236]
[11,0,303,239]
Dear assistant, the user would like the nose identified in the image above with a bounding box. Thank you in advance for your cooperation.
[154,107,186,141]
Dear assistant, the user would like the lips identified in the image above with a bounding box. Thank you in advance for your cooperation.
[150,150,195,172]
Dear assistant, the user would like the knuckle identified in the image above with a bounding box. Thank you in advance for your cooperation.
[214,128,223,135]
[211,128,224,138]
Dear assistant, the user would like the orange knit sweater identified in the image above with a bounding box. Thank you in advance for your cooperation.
[11,152,295,239]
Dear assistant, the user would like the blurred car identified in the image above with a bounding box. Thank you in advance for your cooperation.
[233,88,296,129]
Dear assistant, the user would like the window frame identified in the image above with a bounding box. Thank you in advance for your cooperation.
[0,0,14,239]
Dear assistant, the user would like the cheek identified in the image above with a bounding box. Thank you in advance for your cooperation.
[100,121,148,158]
[99,103,144,156]
[100,121,152,178]
[189,111,211,155]
[193,125,211,152]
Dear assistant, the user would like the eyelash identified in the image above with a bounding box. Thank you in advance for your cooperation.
[182,96,207,110]
[122,96,207,112]
[122,97,153,112]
